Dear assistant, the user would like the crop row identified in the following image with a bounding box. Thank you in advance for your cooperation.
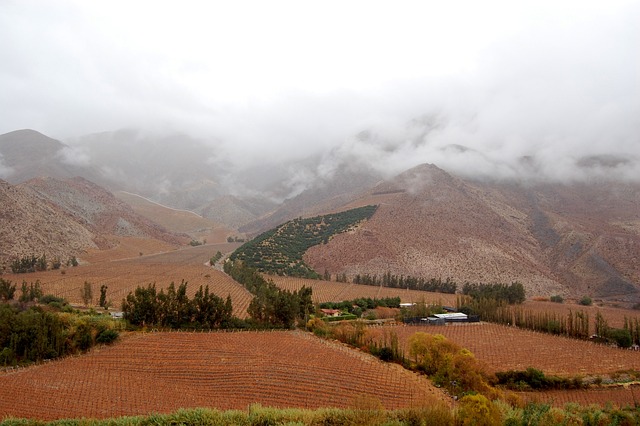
[0,331,447,420]
[375,323,640,376]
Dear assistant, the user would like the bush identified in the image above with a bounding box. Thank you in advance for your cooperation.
[95,329,119,344]
[579,296,592,306]
[550,295,564,303]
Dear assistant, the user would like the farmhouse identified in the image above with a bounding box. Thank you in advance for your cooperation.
[320,308,341,317]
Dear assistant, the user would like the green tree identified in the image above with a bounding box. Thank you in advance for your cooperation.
[0,279,16,301]
[81,281,93,306]
[99,285,108,308]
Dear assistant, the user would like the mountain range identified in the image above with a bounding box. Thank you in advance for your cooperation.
[0,128,638,303]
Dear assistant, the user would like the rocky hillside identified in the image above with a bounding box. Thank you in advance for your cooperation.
[0,179,97,268]
[304,164,640,303]
[21,177,187,248]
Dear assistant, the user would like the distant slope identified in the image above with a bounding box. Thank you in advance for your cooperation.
[304,164,640,302]
[0,129,76,183]
[115,190,232,242]
[239,165,382,236]
[21,177,187,248]
[201,194,277,231]
[0,179,97,267]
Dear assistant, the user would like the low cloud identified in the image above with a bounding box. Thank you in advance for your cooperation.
[0,154,13,179]
[58,145,91,167]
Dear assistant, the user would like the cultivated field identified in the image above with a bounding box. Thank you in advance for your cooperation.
[376,323,640,377]
[269,276,458,306]
[522,299,640,329]
[4,243,253,318]
[0,331,448,421]
[520,385,640,408]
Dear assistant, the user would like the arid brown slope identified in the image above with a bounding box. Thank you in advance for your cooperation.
[22,177,186,248]
[0,179,96,267]
[305,164,640,301]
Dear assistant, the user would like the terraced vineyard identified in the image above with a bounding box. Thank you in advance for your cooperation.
[0,331,448,421]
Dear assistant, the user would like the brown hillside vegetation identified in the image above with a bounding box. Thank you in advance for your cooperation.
[0,331,448,421]
[305,163,640,303]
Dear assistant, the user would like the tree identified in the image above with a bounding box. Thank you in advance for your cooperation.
[81,281,93,306]
[0,279,16,301]
[99,285,108,309]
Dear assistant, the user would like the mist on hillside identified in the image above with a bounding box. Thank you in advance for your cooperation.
[0,1,638,198]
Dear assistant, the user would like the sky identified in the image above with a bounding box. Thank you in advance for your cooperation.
[1,0,639,181]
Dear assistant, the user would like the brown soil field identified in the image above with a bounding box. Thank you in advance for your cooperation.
[0,331,448,421]
[374,323,640,376]
[519,384,640,408]
[269,276,458,306]
[3,244,253,318]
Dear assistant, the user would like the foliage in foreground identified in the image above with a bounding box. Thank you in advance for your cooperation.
[0,301,119,366]
[3,401,640,426]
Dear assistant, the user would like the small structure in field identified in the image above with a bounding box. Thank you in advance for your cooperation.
[319,308,341,317]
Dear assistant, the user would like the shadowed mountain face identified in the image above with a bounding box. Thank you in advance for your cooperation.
[304,164,640,302]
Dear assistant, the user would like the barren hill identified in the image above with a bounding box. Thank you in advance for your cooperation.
[0,179,97,267]
[304,164,640,302]
[0,129,76,183]
[21,177,187,248]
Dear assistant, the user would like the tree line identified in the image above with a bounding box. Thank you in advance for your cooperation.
[8,254,78,274]
[351,273,457,294]
[224,260,313,328]
[458,295,640,348]
[121,280,234,329]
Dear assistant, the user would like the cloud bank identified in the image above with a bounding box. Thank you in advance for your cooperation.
[0,1,638,183]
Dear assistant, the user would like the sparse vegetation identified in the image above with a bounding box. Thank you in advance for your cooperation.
[580,295,593,306]
[550,295,564,303]
[209,251,223,266]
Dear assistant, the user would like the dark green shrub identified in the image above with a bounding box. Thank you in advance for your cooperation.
[95,329,119,344]
[579,296,592,306]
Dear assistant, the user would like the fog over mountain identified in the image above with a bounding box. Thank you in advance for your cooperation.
[0,1,638,189]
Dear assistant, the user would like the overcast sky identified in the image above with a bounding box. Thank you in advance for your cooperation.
[1,0,639,181]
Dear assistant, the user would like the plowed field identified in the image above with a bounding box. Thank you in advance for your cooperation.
[0,331,448,421]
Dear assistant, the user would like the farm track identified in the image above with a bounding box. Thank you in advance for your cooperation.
[0,331,448,421]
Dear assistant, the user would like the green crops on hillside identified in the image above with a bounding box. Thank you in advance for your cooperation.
[230,205,377,279]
